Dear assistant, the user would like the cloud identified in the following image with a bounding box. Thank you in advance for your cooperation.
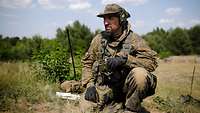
[165,7,182,16]
[159,18,174,24]
[38,0,92,10]
[158,18,199,28]
[190,19,200,25]
[68,1,91,10]
[159,18,200,29]
[38,0,68,9]
[101,0,147,5]
[0,0,32,8]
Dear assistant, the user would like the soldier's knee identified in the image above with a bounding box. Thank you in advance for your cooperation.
[130,67,148,89]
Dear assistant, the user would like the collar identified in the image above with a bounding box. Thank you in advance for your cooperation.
[108,22,131,47]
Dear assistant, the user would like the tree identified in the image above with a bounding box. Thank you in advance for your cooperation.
[63,21,93,55]
[188,25,200,54]
[144,27,171,58]
[14,38,30,60]
[10,37,20,46]
[56,28,67,47]
[0,36,13,60]
[166,27,192,55]
[144,28,166,52]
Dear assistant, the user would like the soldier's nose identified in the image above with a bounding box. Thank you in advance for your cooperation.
[104,21,109,26]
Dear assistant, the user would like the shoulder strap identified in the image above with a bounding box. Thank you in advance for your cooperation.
[100,37,108,59]
[120,31,133,54]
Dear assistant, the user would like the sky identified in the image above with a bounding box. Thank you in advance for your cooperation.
[0,0,200,38]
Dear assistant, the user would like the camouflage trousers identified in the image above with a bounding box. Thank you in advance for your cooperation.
[81,67,157,112]
[123,67,157,112]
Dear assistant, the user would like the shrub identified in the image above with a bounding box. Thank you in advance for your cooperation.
[32,41,71,83]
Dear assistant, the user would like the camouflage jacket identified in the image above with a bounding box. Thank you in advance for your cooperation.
[81,23,158,87]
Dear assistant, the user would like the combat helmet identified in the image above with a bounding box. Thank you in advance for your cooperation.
[97,3,130,23]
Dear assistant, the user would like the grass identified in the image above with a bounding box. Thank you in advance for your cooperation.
[143,61,200,113]
[0,62,62,113]
[0,57,200,113]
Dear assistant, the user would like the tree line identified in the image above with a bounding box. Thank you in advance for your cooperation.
[1,22,199,61]
[0,21,94,61]
[143,25,200,58]
[0,21,199,82]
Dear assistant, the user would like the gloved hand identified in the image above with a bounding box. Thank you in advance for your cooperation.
[84,85,99,103]
[106,55,128,71]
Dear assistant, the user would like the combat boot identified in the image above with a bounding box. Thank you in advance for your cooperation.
[125,91,142,113]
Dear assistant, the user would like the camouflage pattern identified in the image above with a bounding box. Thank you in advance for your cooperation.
[81,4,158,113]
[97,4,130,23]
[81,23,158,87]
[81,21,158,112]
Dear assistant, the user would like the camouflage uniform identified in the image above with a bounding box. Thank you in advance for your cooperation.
[81,4,158,113]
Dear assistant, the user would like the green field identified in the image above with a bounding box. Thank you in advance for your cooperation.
[0,57,200,113]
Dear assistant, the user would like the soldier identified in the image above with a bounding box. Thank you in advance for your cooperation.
[81,3,158,113]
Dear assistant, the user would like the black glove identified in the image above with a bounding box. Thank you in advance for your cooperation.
[84,85,98,103]
[106,56,128,71]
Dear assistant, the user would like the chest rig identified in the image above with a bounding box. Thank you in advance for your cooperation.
[93,31,133,86]
[100,31,133,61]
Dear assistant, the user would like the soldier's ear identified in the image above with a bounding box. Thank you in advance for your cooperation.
[119,8,130,24]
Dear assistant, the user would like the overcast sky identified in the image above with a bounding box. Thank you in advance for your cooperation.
[0,0,200,38]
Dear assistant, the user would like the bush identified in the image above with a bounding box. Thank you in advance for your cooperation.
[159,51,173,59]
[32,41,71,83]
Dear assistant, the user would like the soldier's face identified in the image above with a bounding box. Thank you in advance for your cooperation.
[103,15,120,33]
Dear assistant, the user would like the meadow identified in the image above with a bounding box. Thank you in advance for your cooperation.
[0,56,200,113]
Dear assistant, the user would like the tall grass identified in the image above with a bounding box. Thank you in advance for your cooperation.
[0,62,60,112]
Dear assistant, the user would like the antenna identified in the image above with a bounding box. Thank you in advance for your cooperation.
[66,29,76,80]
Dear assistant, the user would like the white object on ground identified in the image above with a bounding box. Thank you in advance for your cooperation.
[56,92,80,100]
